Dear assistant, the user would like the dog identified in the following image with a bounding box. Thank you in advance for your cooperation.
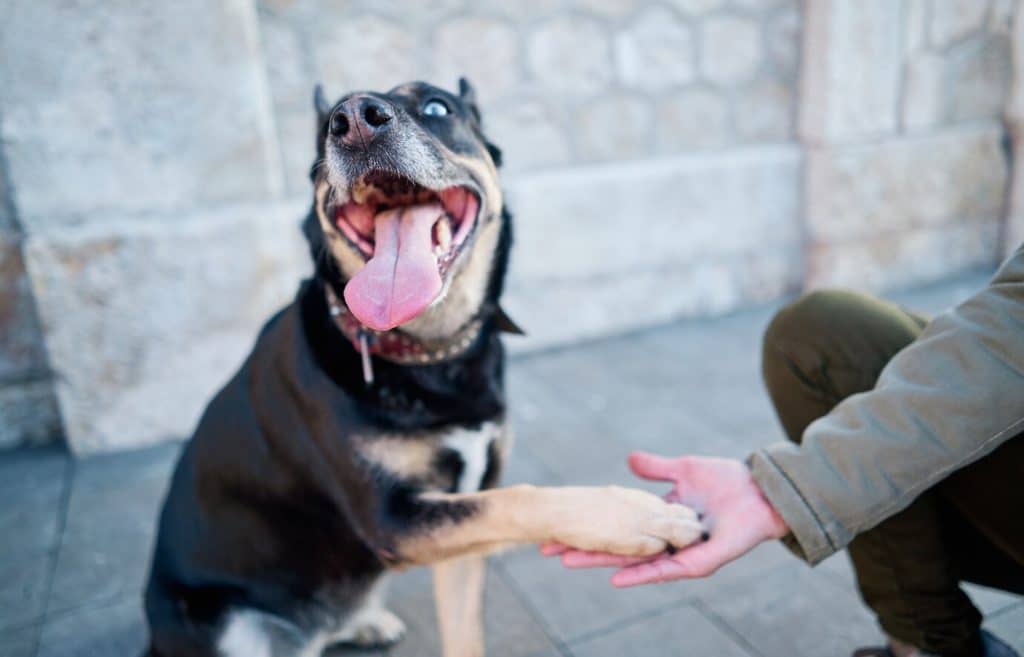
[142,79,702,657]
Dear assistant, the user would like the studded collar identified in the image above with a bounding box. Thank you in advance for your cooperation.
[324,284,488,384]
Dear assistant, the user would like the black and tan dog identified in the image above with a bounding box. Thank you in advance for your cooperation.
[143,79,701,657]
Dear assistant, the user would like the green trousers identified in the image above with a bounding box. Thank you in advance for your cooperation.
[761,290,1024,657]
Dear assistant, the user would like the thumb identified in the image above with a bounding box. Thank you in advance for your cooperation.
[628,451,682,483]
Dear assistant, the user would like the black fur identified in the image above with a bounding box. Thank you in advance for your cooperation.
[143,80,510,657]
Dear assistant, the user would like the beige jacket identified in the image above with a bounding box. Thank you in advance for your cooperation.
[750,245,1024,565]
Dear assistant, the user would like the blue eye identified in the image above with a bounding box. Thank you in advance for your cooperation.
[422,99,450,117]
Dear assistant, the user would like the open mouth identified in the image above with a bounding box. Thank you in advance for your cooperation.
[330,171,481,332]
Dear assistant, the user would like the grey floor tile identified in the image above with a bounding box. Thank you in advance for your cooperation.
[496,539,791,645]
[0,446,68,560]
[986,604,1024,653]
[387,561,560,657]
[46,446,175,615]
[0,623,40,657]
[702,561,882,657]
[569,604,751,657]
[966,584,1021,617]
[0,553,52,632]
[37,597,146,657]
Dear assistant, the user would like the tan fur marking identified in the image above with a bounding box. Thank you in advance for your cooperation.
[433,555,486,657]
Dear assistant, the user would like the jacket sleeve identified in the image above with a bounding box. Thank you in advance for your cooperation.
[749,245,1024,565]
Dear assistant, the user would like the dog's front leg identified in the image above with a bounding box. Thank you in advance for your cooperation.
[433,555,486,657]
[390,484,701,566]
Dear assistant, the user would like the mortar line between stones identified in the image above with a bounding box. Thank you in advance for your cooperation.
[31,454,75,657]
[692,597,769,657]
[491,557,576,657]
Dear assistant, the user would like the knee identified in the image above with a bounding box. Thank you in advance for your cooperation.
[762,289,846,388]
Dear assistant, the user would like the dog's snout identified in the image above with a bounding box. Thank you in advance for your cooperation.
[331,94,395,147]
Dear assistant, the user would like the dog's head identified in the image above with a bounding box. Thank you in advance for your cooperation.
[306,79,507,339]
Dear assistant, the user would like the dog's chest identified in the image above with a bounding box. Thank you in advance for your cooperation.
[356,420,506,493]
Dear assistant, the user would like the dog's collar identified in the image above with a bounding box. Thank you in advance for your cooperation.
[324,284,488,384]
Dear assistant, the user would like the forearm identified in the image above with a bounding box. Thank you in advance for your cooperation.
[752,246,1024,564]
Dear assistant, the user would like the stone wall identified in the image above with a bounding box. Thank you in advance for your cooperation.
[0,0,1019,453]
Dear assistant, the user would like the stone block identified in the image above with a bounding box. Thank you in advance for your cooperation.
[945,34,1013,122]
[431,17,520,102]
[735,76,796,142]
[701,15,764,85]
[766,4,803,80]
[506,146,802,282]
[0,236,48,382]
[574,0,642,16]
[312,14,419,93]
[616,7,696,90]
[930,0,989,47]
[902,53,944,131]
[671,0,725,15]
[486,100,571,173]
[800,0,902,142]
[805,126,1008,242]
[22,200,309,454]
[528,17,613,96]
[0,0,283,228]
[570,605,749,657]
[654,89,732,152]
[576,96,652,161]
[806,221,1002,291]
[0,381,62,449]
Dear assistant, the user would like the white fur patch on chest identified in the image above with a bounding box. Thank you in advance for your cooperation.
[217,610,272,657]
[443,422,498,493]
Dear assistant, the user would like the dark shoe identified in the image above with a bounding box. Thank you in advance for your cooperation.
[851,631,1019,657]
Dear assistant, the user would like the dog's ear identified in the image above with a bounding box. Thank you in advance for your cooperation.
[458,77,502,168]
[314,84,331,125]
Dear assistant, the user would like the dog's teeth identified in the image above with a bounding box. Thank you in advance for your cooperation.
[434,217,452,252]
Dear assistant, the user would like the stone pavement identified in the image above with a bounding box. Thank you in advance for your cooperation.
[2,271,1022,657]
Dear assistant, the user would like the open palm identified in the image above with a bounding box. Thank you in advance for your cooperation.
[542,452,789,587]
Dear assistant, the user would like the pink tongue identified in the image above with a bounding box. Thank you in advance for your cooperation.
[343,203,444,331]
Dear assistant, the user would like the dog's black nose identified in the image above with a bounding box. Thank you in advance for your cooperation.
[332,95,394,147]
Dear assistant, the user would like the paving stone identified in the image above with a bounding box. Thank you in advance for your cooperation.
[573,0,642,17]
[615,7,696,90]
[37,597,147,657]
[654,89,732,152]
[0,446,68,559]
[46,445,179,614]
[576,95,652,162]
[499,536,792,644]
[312,14,418,93]
[702,561,882,657]
[0,623,39,657]
[528,17,613,96]
[701,15,763,86]
[986,604,1024,653]
[0,554,51,633]
[388,562,561,657]
[569,604,750,657]
[431,17,520,102]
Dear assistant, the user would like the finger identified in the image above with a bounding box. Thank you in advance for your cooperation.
[611,541,726,587]
[627,451,682,483]
[540,542,569,556]
[561,550,653,569]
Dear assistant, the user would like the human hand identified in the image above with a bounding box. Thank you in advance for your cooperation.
[541,452,789,587]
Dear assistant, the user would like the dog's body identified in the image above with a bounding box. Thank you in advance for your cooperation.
[144,80,700,657]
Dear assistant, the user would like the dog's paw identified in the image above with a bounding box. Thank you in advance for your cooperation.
[339,608,407,648]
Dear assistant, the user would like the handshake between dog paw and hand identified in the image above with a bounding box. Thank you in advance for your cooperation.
[539,452,790,588]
